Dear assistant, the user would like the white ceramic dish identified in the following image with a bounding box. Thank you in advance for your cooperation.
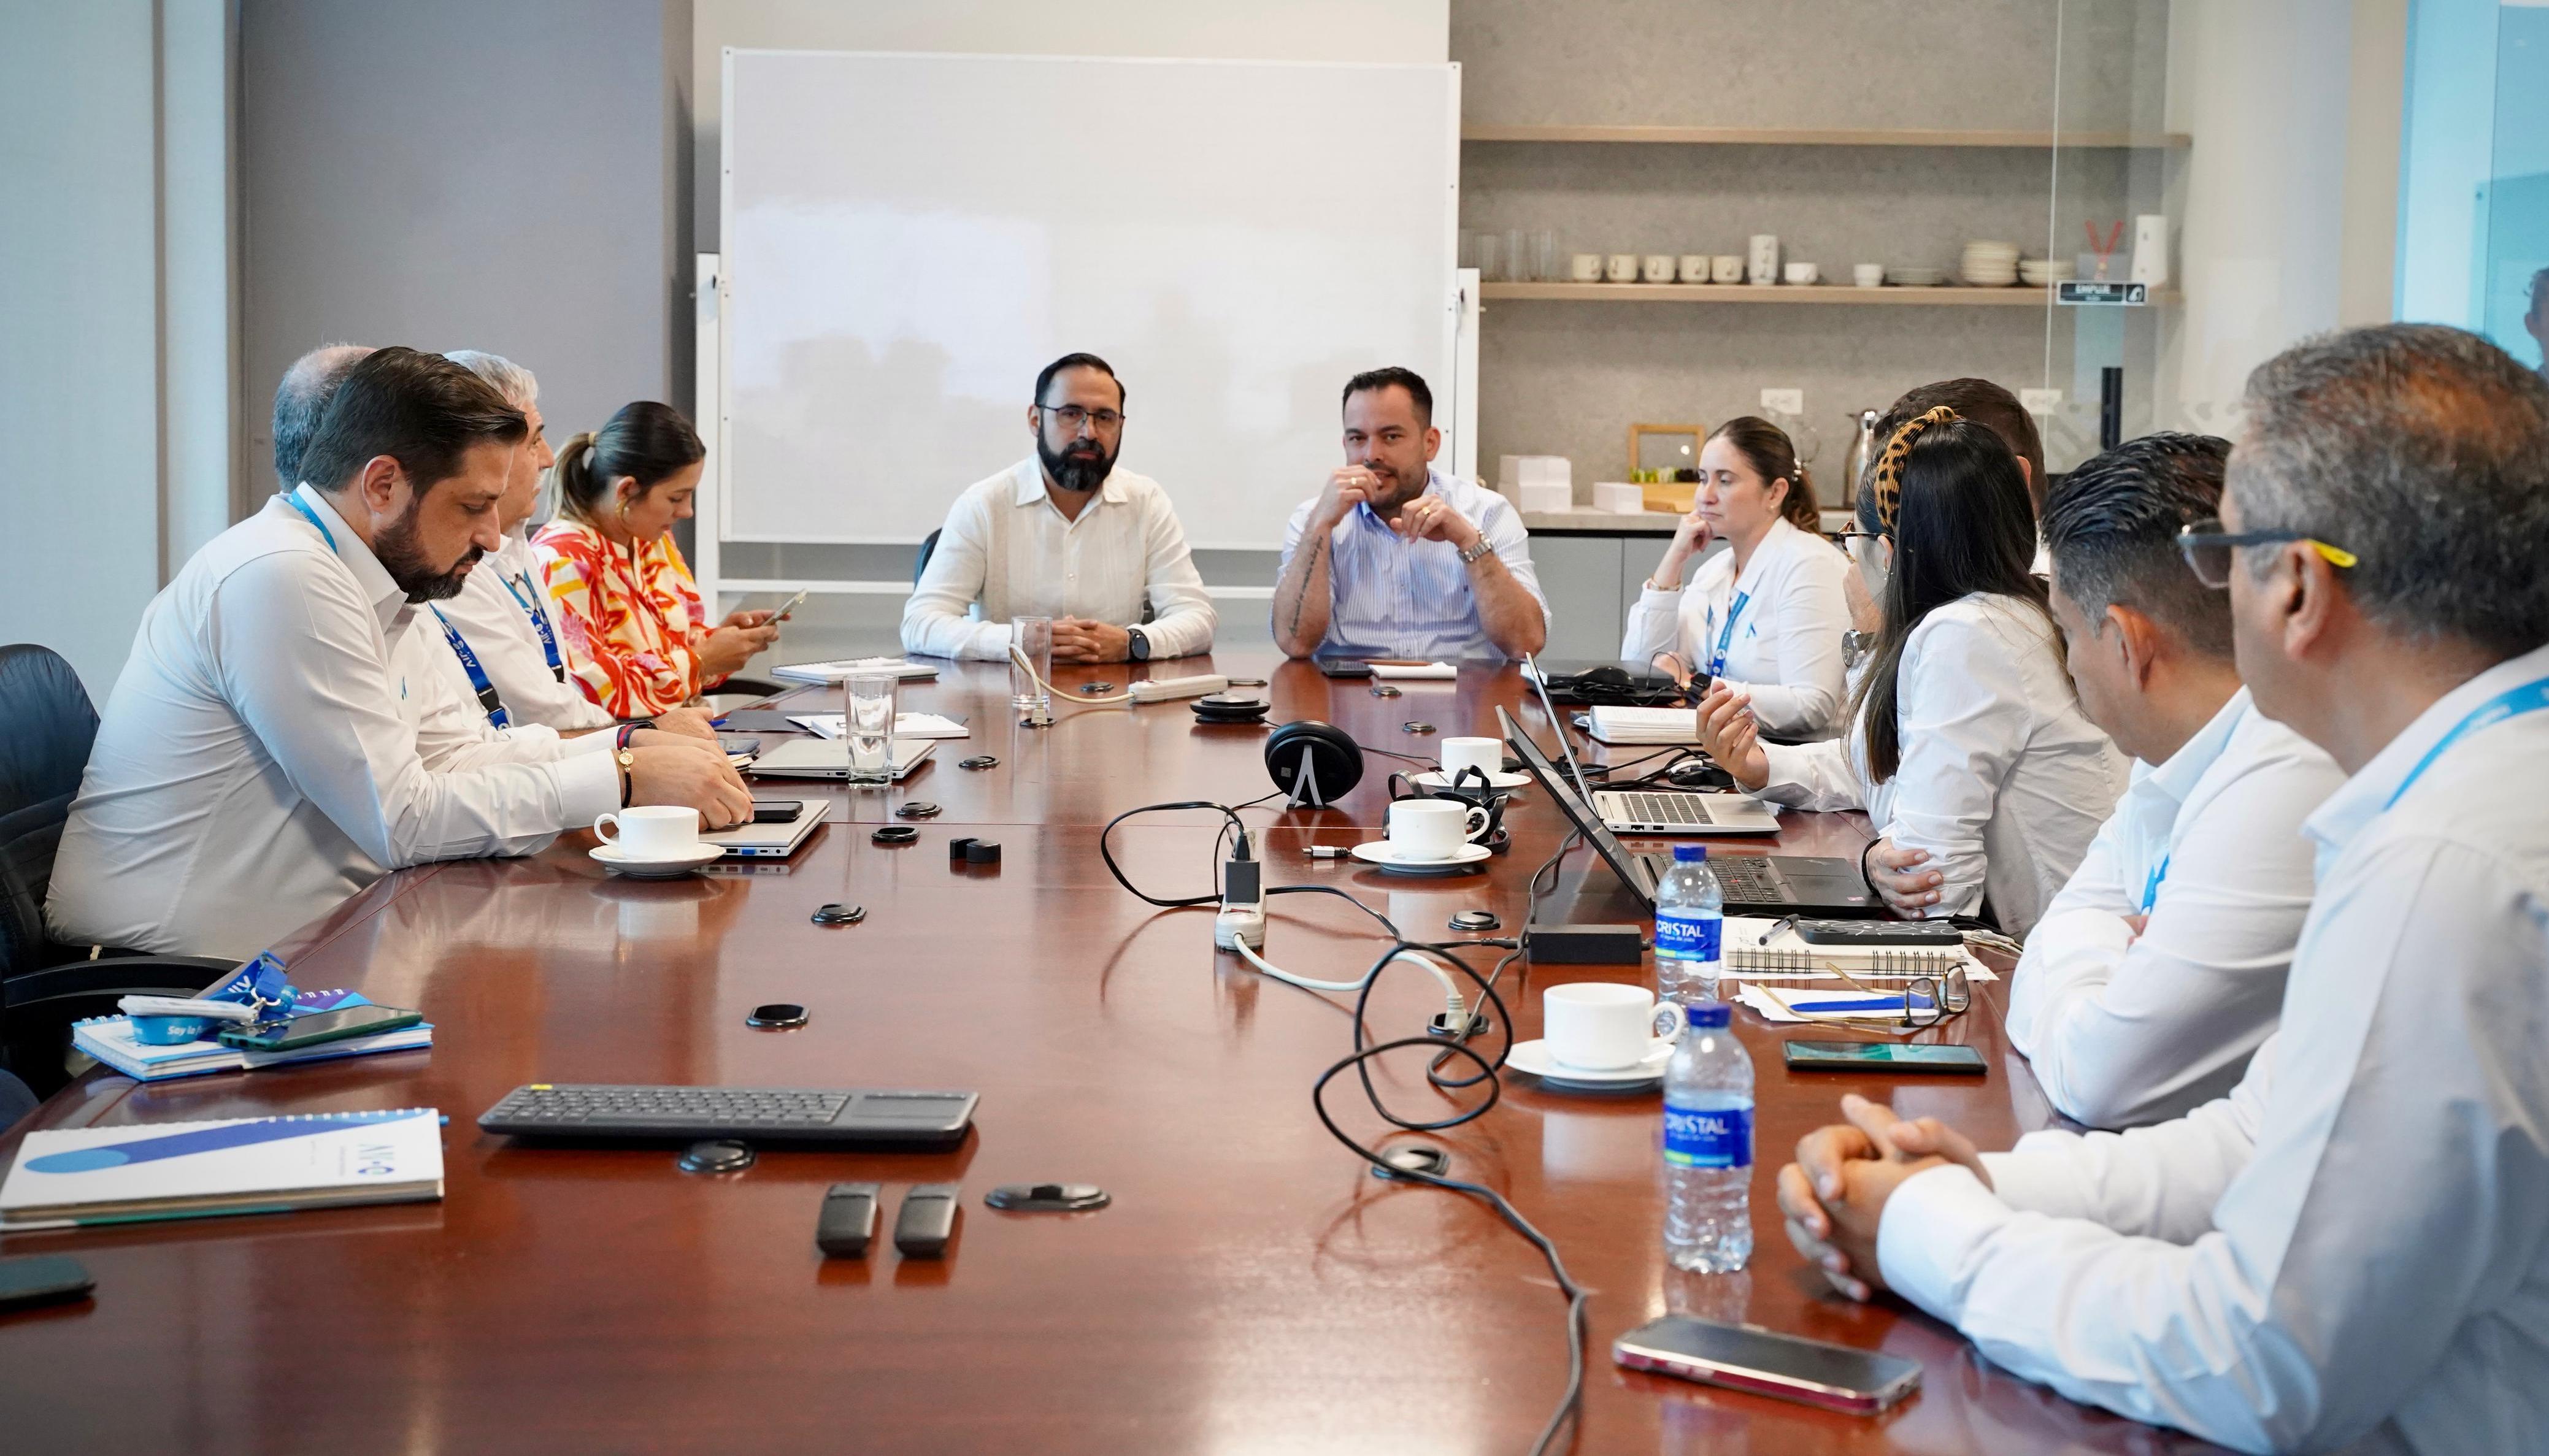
[591,843,722,879]
[1348,840,1493,873]
[1506,1036,1676,1090]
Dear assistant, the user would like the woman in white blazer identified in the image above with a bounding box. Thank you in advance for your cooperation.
[1696,408,2126,937]
[1621,418,1853,739]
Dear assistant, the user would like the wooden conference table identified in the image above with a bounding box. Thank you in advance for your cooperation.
[0,654,2224,1454]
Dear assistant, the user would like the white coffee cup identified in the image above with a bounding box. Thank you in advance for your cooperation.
[1642,253,1676,284]
[1569,252,1604,282]
[1853,262,1885,288]
[593,805,700,859]
[1710,254,1745,284]
[1543,983,1688,1072]
[1439,735,1503,782]
[1784,261,1820,286]
[1605,253,1640,283]
[1386,798,1490,860]
[1677,253,1710,283]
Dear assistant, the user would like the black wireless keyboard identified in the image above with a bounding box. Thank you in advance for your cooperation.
[479,1084,978,1148]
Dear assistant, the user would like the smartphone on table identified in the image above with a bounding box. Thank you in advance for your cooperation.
[750,800,807,824]
[215,1005,422,1052]
[1782,1040,1986,1074]
[1614,1315,1922,1413]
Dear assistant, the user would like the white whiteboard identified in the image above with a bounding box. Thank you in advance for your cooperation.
[718,50,1460,550]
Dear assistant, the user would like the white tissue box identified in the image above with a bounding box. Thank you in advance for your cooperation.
[1518,481,1573,513]
[1501,454,1571,488]
[1591,481,1645,514]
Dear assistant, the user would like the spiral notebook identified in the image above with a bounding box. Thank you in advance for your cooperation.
[0,1108,444,1230]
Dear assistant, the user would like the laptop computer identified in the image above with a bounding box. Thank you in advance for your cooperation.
[1496,707,1878,916]
[1523,658,1693,706]
[701,800,826,860]
[746,737,937,781]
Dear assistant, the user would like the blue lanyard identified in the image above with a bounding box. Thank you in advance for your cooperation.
[498,568,567,682]
[2140,854,2169,916]
[2383,675,2549,811]
[1706,591,1751,680]
[432,608,512,729]
[282,489,337,551]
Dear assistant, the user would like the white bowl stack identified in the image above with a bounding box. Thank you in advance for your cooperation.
[2017,257,2077,288]
[1887,265,1947,287]
[1960,240,2020,287]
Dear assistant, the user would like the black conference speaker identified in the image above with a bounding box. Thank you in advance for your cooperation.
[1264,719,1363,807]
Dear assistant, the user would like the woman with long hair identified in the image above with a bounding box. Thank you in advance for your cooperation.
[1622,416,1851,738]
[1695,407,2126,935]
[533,402,779,718]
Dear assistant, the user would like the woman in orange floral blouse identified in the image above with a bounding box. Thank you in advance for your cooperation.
[534,402,778,718]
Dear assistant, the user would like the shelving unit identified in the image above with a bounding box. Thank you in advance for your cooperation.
[1461,124,2190,149]
[1482,282,2177,307]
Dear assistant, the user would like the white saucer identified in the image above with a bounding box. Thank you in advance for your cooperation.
[1409,768,1532,792]
[1507,1037,1675,1089]
[1350,840,1493,874]
[591,843,722,878]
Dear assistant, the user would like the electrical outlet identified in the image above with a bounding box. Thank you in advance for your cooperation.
[1760,388,1804,415]
[2020,388,2063,414]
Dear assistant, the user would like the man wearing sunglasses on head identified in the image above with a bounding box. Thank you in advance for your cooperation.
[902,353,1216,664]
[1775,324,2549,1455]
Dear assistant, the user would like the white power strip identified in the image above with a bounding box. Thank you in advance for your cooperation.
[1126,674,1229,704]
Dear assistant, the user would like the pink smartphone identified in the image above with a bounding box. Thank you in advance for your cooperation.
[1613,1316,1922,1414]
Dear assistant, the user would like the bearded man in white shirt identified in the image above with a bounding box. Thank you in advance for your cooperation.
[48,348,748,959]
[2009,432,2345,1129]
[1776,324,2549,1454]
[902,353,1216,664]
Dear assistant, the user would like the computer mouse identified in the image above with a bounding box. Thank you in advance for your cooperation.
[1667,760,1736,791]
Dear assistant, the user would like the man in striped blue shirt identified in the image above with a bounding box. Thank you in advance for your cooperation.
[1272,367,1547,661]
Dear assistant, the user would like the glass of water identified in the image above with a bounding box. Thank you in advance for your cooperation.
[1010,616,1053,717]
[842,672,898,786]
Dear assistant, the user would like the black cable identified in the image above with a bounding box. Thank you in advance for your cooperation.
[1351,738,1436,766]
[1100,800,1249,906]
[1266,883,1402,941]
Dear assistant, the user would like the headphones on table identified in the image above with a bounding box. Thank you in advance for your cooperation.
[1264,719,1363,807]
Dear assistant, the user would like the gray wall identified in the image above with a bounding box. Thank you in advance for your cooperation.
[237,0,692,480]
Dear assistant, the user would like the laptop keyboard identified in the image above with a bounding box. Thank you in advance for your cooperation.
[1640,852,1783,905]
[1612,792,1715,826]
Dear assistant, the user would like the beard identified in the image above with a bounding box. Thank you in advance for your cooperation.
[377,502,483,603]
[1037,434,1116,495]
[1361,457,1426,518]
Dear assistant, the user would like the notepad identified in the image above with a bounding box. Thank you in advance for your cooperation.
[1367,661,1458,681]
[0,1108,444,1230]
[770,657,939,685]
[786,712,969,740]
[1585,705,1709,744]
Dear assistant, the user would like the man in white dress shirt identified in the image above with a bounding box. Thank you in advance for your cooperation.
[48,348,747,959]
[1775,324,2549,1454]
[2014,432,2343,1128]
[431,351,713,741]
[902,353,1215,664]
[1273,367,1547,661]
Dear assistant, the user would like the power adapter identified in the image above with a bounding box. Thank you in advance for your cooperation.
[1524,922,1646,965]
[1214,849,1266,951]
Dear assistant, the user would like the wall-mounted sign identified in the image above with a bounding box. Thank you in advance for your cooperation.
[2058,281,2150,306]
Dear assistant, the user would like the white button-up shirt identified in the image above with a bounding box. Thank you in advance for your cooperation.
[901,458,1216,662]
[1279,468,1547,661]
[1620,516,1853,738]
[1878,640,2549,1455]
[421,531,615,734]
[2007,689,2343,1127]
[1753,593,2127,937]
[46,487,621,960]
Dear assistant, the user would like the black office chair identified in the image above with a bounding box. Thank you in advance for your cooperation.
[914,528,941,583]
[0,645,233,1095]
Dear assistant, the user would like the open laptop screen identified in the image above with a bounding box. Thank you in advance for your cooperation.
[1495,705,1656,908]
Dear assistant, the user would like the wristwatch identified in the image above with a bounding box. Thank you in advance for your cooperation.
[615,747,636,806]
[1456,537,1494,566]
[1126,626,1151,662]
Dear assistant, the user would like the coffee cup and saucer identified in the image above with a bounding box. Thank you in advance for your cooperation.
[590,806,721,878]
[1407,735,1529,794]
[1350,799,1493,873]
[1508,983,1688,1092]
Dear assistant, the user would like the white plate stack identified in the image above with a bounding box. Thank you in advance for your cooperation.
[1886,265,1946,288]
[2017,257,2076,288]
[1960,240,2020,287]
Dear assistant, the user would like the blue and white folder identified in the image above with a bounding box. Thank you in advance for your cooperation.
[0,1108,444,1230]
[71,988,432,1082]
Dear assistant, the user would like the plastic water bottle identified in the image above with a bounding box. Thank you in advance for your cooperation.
[1653,843,1725,1004]
[1663,1001,1754,1273]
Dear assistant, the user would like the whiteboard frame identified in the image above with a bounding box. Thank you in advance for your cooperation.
[704,47,1464,563]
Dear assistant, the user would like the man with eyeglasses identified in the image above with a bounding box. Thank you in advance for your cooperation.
[902,353,1215,662]
[1774,324,2549,1454]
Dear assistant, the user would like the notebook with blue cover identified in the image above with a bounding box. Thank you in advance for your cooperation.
[0,1108,444,1228]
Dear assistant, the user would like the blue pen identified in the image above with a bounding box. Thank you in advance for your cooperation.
[1791,994,1934,1014]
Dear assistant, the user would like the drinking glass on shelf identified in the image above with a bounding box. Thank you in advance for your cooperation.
[1532,230,1559,283]
[1474,232,1503,282]
[842,672,898,786]
[1010,616,1053,716]
[1504,228,1529,282]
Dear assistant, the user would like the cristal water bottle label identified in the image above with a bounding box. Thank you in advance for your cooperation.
[1662,1100,1752,1168]
[1655,909,1721,960]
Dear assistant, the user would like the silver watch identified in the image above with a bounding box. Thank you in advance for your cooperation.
[1456,537,1494,566]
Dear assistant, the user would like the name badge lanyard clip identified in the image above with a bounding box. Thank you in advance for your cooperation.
[433,608,512,729]
[498,569,567,684]
[1706,591,1751,681]
[2382,675,2549,812]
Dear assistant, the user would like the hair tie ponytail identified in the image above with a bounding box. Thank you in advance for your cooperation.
[1870,405,1958,537]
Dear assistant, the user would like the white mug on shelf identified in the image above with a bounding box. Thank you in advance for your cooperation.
[1677,254,1710,283]
[1605,253,1640,283]
[1543,983,1687,1072]
[1439,735,1503,781]
[1783,261,1820,286]
[1642,253,1676,283]
[1711,255,1744,284]
[1386,799,1490,859]
[592,805,700,859]
[1569,252,1604,282]
[1853,262,1885,288]
[1747,234,1781,285]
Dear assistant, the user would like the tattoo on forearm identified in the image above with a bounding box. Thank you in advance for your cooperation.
[1283,537,1326,638]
